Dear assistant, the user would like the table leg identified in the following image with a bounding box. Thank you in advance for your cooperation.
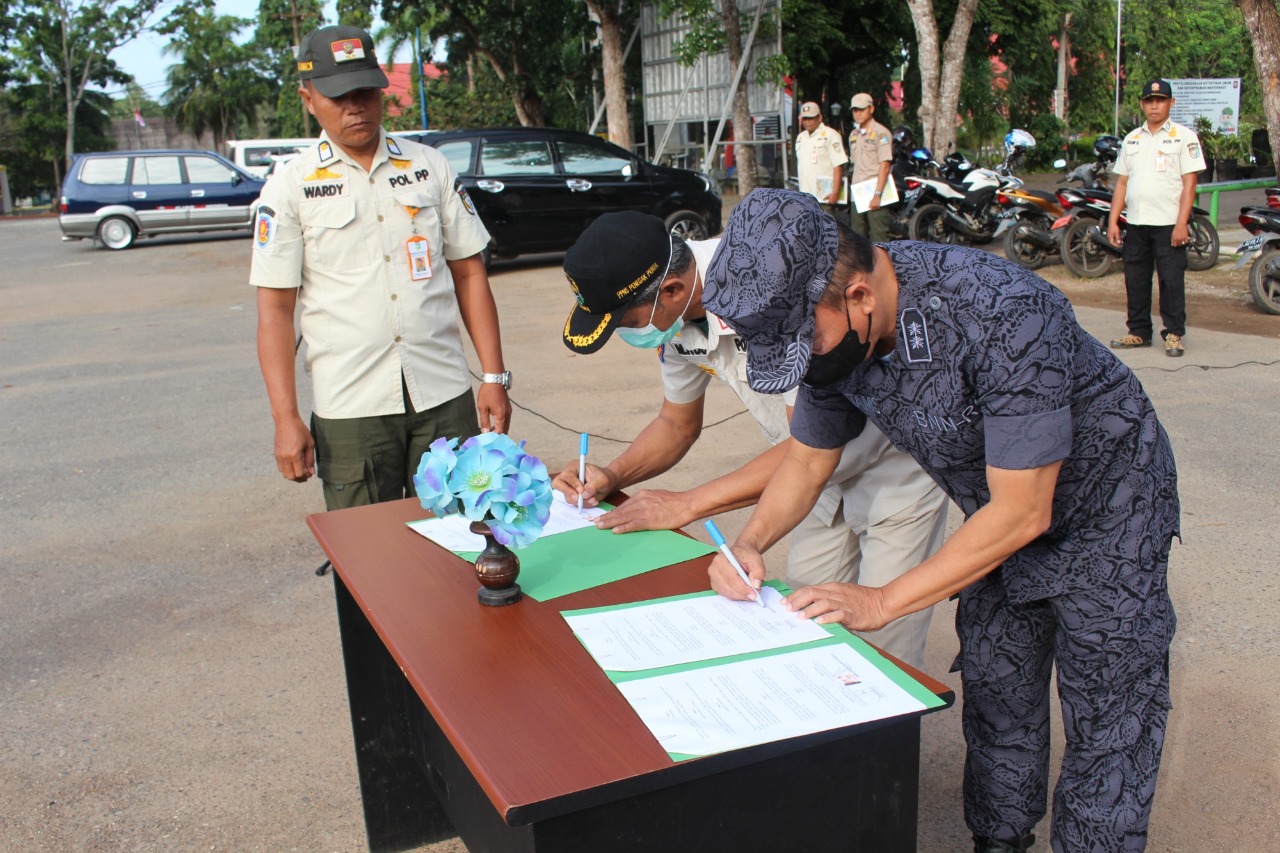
[334,572,457,852]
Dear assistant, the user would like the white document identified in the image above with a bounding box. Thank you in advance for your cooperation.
[564,587,829,671]
[615,644,929,756]
[813,175,848,206]
[407,492,606,551]
[850,176,899,213]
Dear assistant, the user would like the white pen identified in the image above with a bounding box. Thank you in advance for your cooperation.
[703,519,766,608]
[577,432,589,511]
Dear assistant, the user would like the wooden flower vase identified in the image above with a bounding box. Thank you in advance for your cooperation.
[469,520,522,606]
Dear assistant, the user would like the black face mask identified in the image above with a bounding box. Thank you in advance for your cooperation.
[804,301,872,388]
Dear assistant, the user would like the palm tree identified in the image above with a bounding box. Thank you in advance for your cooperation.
[162,11,270,148]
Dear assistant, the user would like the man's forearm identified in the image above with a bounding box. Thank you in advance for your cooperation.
[450,256,507,373]
[678,440,791,519]
[603,409,701,491]
[256,292,302,423]
[735,443,840,553]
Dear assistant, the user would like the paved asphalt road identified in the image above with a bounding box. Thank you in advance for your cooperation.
[0,206,1276,851]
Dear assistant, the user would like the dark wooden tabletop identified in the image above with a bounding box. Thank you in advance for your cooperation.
[309,498,954,826]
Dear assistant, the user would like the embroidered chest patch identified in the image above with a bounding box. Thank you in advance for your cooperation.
[901,308,933,363]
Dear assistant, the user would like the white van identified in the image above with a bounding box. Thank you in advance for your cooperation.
[227,138,316,178]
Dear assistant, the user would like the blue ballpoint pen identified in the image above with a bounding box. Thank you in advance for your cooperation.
[703,519,766,608]
[577,433,589,511]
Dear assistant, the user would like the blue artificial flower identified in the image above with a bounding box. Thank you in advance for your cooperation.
[450,437,517,519]
[415,433,552,548]
[414,436,460,516]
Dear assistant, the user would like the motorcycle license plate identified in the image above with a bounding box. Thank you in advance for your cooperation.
[1051,215,1072,230]
[1239,234,1267,253]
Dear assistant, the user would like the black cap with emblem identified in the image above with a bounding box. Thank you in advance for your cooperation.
[562,212,672,354]
[297,25,389,99]
[1140,78,1173,100]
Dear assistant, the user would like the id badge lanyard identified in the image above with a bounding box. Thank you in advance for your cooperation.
[403,203,431,280]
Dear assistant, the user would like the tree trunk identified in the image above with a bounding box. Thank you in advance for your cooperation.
[905,0,979,157]
[60,0,78,170]
[512,89,547,127]
[1239,0,1280,185]
[906,0,941,155]
[723,0,757,196]
[585,0,632,150]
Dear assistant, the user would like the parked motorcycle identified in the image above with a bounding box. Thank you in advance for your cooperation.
[885,126,941,239]
[997,147,1113,270]
[907,135,1027,246]
[1057,197,1221,279]
[1234,203,1280,314]
[1049,135,1218,277]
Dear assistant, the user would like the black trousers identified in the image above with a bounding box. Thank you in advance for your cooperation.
[1122,223,1187,340]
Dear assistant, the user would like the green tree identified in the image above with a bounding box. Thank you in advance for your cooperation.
[899,0,981,157]
[417,61,518,129]
[10,0,173,170]
[337,0,374,28]
[658,0,774,196]
[0,78,116,197]
[1238,0,1280,181]
[160,9,272,148]
[583,0,639,149]
[782,0,913,122]
[254,0,325,137]
[384,0,594,127]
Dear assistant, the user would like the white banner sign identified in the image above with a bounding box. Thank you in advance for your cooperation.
[1168,78,1242,136]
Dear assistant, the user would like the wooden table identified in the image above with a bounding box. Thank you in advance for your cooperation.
[309,498,954,853]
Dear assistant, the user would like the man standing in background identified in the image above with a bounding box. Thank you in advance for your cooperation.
[1108,78,1206,358]
[845,93,895,243]
[795,101,848,214]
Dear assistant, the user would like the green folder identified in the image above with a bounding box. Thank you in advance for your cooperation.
[448,506,716,601]
[562,580,947,761]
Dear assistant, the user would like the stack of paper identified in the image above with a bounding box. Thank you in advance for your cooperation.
[562,583,946,759]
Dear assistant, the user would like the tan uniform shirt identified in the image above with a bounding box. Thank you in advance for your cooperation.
[1112,119,1206,226]
[795,123,848,200]
[847,119,893,185]
[659,239,942,531]
[250,131,490,419]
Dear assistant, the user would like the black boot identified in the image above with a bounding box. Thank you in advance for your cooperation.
[973,834,1036,853]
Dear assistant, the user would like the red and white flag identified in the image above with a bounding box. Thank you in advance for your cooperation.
[133,108,146,128]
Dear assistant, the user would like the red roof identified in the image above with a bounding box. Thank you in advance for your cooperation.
[382,62,444,117]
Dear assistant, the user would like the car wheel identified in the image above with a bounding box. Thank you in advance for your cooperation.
[98,216,137,250]
[665,210,708,241]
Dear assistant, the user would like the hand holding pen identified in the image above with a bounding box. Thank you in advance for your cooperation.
[704,519,766,608]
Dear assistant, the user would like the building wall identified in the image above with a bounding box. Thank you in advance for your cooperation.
[108,118,218,155]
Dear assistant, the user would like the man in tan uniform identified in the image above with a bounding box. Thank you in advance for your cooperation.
[795,101,848,214]
[252,25,511,510]
[846,92,894,243]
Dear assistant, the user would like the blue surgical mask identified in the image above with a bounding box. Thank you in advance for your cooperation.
[617,248,698,349]
[617,292,687,348]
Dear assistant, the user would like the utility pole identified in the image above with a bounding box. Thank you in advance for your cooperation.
[277,0,317,136]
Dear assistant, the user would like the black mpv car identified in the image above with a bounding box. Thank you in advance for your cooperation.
[402,127,722,260]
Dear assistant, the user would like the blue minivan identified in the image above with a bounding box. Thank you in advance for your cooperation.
[58,149,266,250]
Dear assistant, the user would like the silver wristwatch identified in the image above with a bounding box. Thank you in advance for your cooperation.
[480,371,512,390]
